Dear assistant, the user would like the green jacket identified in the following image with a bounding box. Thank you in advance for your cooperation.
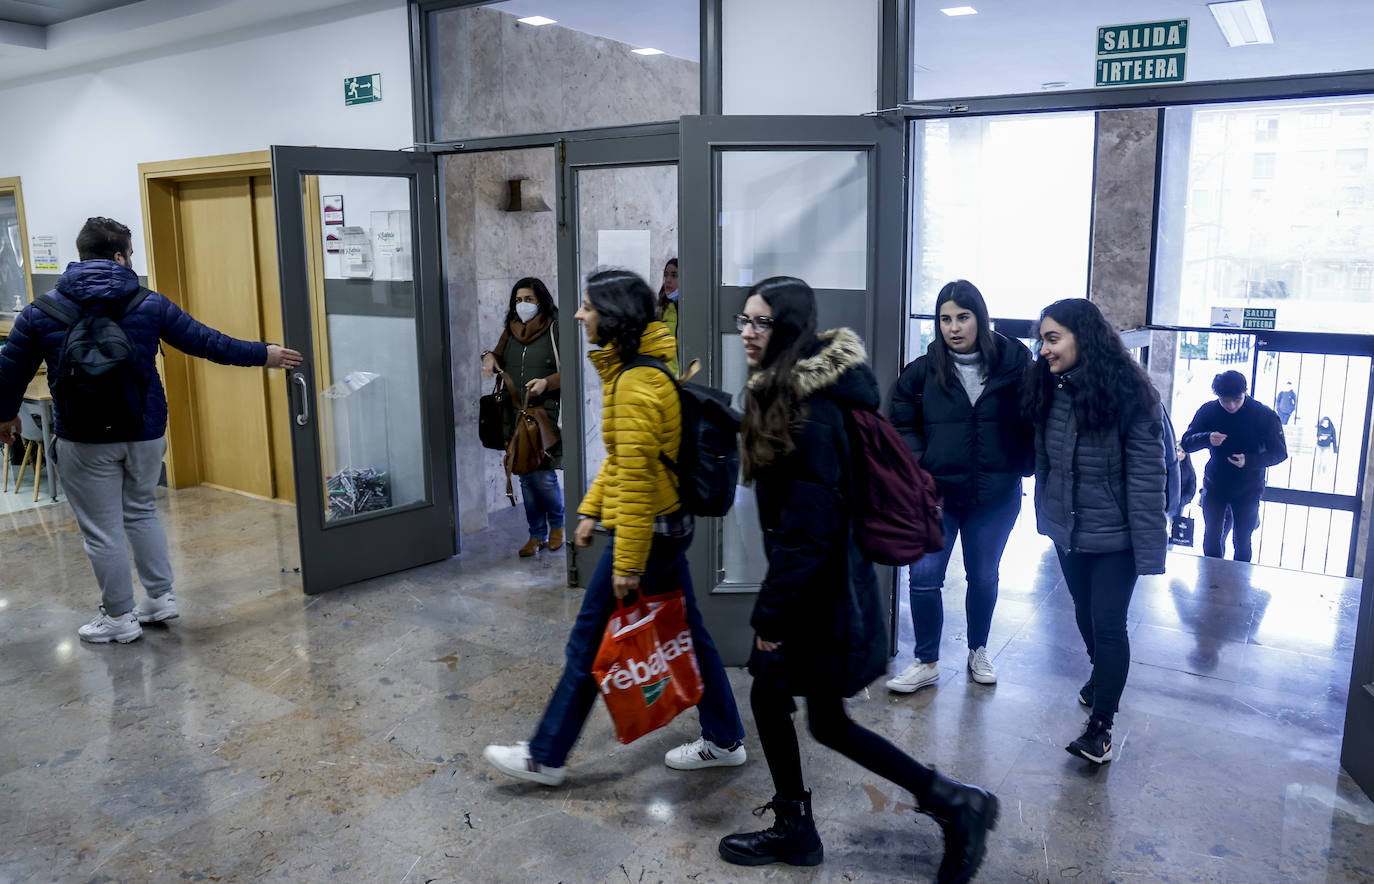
[496,321,561,470]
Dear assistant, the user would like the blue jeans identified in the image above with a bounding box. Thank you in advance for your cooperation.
[518,469,565,540]
[528,531,745,768]
[908,486,1021,663]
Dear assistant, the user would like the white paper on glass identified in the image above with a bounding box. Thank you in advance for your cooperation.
[596,230,652,285]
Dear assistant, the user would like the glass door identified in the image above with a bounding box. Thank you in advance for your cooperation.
[679,116,906,665]
[557,132,680,586]
[271,146,457,594]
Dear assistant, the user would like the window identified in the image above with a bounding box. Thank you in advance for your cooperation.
[908,113,1095,327]
[1337,110,1373,138]
[1154,98,1374,333]
[1255,115,1279,142]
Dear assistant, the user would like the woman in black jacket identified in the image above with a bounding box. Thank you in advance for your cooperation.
[1022,298,1167,765]
[887,280,1032,693]
[719,276,998,884]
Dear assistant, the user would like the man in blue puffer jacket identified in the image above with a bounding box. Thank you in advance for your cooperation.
[0,217,302,644]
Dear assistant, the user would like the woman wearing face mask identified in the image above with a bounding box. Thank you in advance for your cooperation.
[886,280,1032,694]
[482,277,564,557]
[657,258,681,376]
[1021,298,1167,765]
[720,276,998,884]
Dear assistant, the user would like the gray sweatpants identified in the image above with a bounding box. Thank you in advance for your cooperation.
[51,437,174,617]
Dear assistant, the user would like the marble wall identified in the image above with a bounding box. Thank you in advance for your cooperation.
[432,6,699,142]
[444,149,559,534]
[1089,109,1160,331]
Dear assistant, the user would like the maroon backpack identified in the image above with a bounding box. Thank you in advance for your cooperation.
[846,408,945,566]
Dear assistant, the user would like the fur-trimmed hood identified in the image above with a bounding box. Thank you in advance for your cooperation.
[749,327,880,411]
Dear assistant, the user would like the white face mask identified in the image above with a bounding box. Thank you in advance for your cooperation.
[515,302,539,323]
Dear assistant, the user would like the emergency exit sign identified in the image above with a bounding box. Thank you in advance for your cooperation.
[345,74,382,106]
[1096,19,1188,87]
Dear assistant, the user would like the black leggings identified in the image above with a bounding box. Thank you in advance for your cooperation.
[751,676,935,803]
[1055,546,1138,728]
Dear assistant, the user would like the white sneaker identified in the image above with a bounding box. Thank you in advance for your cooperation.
[134,591,179,623]
[967,646,998,684]
[664,737,747,770]
[885,660,939,693]
[483,742,566,786]
[77,608,142,644]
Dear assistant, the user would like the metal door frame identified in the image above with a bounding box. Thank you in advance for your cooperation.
[679,114,907,666]
[271,145,458,593]
[554,129,682,586]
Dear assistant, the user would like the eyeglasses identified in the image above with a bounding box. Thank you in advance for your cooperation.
[734,313,775,332]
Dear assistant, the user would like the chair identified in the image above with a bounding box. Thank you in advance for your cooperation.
[13,403,46,502]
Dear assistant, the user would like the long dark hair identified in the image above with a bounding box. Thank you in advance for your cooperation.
[1020,298,1158,432]
[740,276,820,480]
[656,258,679,312]
[504,276,556,325]
[586,269,657,365]
[929,279,998,391]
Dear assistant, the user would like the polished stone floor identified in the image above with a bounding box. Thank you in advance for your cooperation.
[1,486,1372,882]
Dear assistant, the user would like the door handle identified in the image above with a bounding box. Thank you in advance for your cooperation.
[292,372,310,427]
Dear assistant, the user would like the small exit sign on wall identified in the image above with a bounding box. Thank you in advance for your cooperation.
[345,74,382,106]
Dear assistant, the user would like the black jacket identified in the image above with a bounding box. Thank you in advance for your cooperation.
[748,328,888,698]
[1180,397,1287,491]
[1033,370,1169,575]
[888,332,1033,510]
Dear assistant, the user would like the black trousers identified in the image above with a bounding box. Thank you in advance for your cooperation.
[1055,546,1138,728]
[1201,483,1262,562]
[750,672,934,804]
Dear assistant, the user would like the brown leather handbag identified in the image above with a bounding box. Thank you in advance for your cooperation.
[503,388,557,504]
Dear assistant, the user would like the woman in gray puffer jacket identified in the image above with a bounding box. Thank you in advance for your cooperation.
[1021,299,1167,767]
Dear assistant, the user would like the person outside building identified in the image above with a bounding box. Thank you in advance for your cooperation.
[886,280,1032,693]
[0,217,301,643]
[656,257,680,375]
[1275,381,1297,425]
[483,269,746,786]
[719,276,998,884]
[1181,370,1288,562]
[1021,298,1168,765]
[481,277,564,557]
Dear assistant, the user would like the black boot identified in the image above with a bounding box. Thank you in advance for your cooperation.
[920,773,1000,884]
[718,792,824,867]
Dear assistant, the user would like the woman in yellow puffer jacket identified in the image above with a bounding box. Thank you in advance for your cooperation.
[483,269,747,786]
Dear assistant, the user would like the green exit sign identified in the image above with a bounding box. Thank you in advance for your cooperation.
[1096,19,1189,88]
[345,74,382,106]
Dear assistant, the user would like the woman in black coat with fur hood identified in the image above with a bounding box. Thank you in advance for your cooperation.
[717,276,999,884]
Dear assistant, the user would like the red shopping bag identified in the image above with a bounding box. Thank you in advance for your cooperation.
[591,591,705,744]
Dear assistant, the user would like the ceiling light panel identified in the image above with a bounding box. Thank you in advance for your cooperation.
[940,6,978,16]
[632,47,664,55]
[1207,0,1274,47]
[517,15,556,26]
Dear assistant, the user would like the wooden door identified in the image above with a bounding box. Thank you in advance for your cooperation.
[172,176,288,500]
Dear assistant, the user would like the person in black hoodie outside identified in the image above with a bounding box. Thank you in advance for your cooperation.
[1180,370,1287,562]
[719,276,998,884]
[887,280,1032,692]
[1022,298,1167,765]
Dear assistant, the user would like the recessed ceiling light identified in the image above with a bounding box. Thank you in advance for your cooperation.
[1041,81,1070,90]
[940,6,978,15]
[632,47,664,56]
[1208,0,1273,47]
[517,15,556,26]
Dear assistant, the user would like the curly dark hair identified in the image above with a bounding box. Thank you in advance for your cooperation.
[585,269,657,365]
[740,276,819,481]
[1020,298,1158,432]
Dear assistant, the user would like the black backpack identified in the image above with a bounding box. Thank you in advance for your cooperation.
[32,288,152,442]
[613,356,740,517]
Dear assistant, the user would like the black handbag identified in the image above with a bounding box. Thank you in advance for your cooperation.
[1171,513,1195,547]
[478,376,508,451]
